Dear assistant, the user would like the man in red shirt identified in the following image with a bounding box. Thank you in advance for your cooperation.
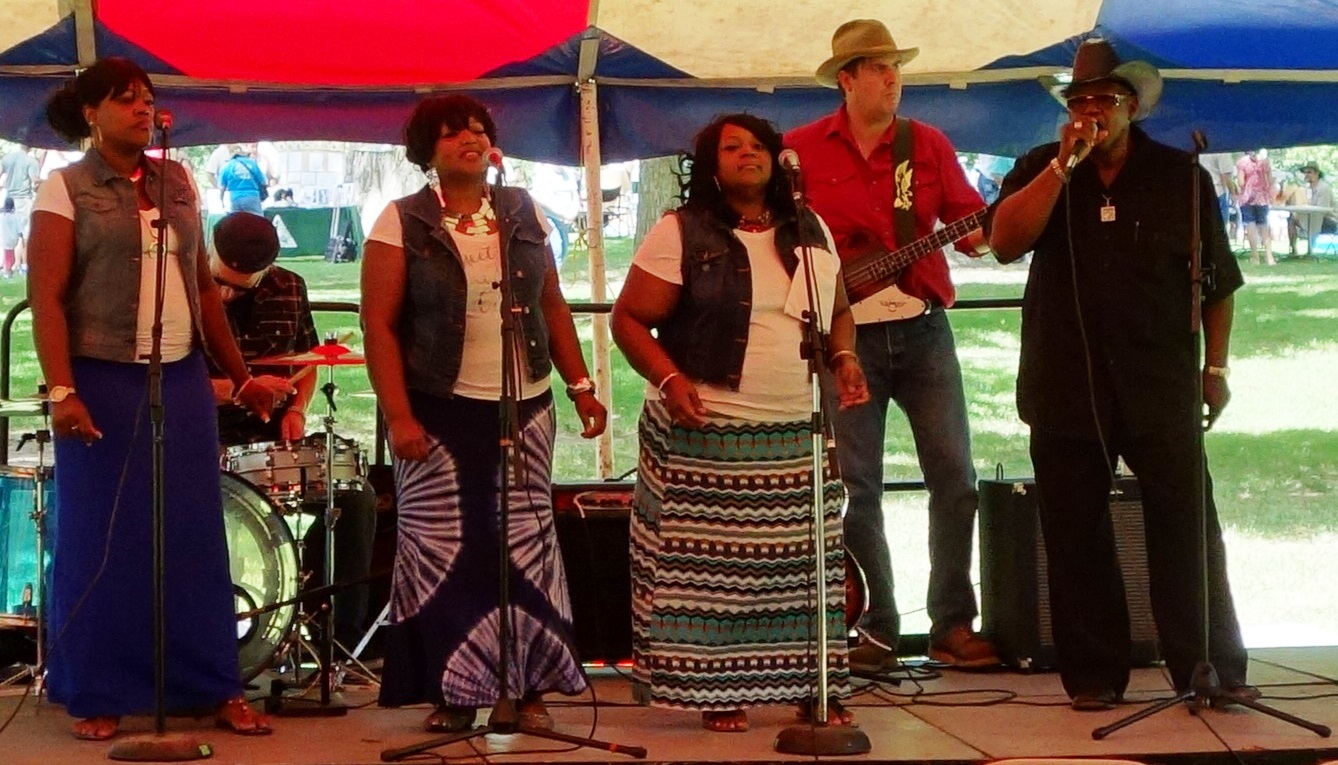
[786,19,998,671]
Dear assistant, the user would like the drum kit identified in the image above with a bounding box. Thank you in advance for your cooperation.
[0,338,377,700]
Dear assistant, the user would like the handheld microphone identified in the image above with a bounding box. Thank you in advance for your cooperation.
[1064,139,1087,173]
[154,109,173,131]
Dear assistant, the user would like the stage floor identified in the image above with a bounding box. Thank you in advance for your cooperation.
[2,647,1336,765]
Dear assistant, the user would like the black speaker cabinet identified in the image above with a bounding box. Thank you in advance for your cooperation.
[979,476,1160,671]
[553,484,634,664]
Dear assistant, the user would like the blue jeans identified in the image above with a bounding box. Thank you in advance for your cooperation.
[830,309,979,647]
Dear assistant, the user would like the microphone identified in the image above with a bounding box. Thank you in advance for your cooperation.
[154,109,173,131]
[779,149,803,203]
[1064,120,1100,172]
[484,147,505,185]
[1064,138,1086,173]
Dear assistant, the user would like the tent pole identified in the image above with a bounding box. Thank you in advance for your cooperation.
[65,0,97,67]
[579,79,614,479]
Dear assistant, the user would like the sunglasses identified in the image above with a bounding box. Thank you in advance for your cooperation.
[1065,93,1132,111]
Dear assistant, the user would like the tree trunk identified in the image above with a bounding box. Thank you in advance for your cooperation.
[634,156,686,248]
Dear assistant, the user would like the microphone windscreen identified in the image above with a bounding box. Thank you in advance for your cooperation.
[154,109,174,131]
[779,148,801,171]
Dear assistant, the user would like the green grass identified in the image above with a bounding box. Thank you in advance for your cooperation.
[2,249,1335,540]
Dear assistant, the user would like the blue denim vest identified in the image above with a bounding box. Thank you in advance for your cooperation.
[396,185,553,398]
[658,205,828,389]
[63,149,204,362]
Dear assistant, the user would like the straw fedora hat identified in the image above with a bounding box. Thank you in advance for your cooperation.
[1058,38,1163,121]
[816,20,919,88]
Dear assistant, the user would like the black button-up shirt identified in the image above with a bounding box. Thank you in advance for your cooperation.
[994,127,1243,438]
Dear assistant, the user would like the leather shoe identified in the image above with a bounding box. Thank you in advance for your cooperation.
[1210,684,1262,708]
[848,642,899,674]
[928,624,1001,668]
[1071,689,1120,711]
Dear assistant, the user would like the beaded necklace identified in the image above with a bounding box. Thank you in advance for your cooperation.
[434,185,498,236]
[735,208,774,233]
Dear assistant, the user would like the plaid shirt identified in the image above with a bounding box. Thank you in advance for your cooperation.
[215,265,319,444]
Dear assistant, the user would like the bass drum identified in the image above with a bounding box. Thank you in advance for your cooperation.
[222,472,299,682]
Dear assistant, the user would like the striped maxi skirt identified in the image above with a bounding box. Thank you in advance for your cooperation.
[630,399,850,711]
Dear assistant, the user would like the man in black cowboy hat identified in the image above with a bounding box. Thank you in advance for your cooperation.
[209,211,377,655]
[786,19,999,672]
[990,38,1255,711]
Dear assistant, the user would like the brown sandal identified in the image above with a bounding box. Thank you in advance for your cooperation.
[72,716,120,741]
[215,696,273,736]
[518,694,553,731]
[796,697,855,726]
[701,709,748,732]
[424,705,475,733]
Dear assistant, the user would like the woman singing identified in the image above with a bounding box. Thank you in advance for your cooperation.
[612,113,869,732]
[29,57,285,740]
[361,94,607,733]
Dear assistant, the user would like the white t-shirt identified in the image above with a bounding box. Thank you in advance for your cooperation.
[368,198,553,401]
[631,213,840,422]
[34,170,194,362]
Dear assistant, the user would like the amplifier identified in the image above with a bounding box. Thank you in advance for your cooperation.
[979,476,1160,671]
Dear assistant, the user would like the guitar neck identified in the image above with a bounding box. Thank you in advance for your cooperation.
[844,209,986,302]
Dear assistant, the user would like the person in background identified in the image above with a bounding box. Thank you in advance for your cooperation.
[1287,162,1337,256]
[785,19,999,673]
[209,211,376,653]
[612,113,869,733]
[988,38,1256,712]
[0,144,41,276]
[218,143,268,215]
[361,94,606,733]
[1236,148,1275,265]
[28,56,287,741]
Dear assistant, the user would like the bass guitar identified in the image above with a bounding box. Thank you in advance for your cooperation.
[841,209,986,304]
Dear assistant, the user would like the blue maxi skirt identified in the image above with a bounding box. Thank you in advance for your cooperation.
[47,351,241,718]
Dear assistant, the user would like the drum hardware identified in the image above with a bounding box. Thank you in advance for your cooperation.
[247,335,366,716]
[0,391,54,695]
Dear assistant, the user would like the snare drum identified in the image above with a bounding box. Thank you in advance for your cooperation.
[222,435,367,512]
[0,465,54,631]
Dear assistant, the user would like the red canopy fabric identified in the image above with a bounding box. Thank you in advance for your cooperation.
[98,0,591,84]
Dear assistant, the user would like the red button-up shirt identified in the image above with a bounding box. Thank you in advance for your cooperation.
[785,106,984,307]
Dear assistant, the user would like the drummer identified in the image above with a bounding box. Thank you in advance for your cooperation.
[208,211,376,655]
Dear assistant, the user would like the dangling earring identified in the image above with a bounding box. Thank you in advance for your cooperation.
[713,176,721,191]
[425,166,440,191]
[88,122,103,149]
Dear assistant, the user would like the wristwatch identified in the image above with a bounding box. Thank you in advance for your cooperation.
[48,385,76,403]
[565,377,596,400]
[1205,365,1230,378]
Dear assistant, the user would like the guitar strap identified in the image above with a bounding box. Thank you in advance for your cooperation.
[848,117,929,323]
[891,117,917,249]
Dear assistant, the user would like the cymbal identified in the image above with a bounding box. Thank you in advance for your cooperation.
[250,344,365,367]
[0,397,47,417]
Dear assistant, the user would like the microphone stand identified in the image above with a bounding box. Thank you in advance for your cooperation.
[773,164,871,757]
[109,121,213,761]
[381,162,644,762]
[1092,133,1329,740]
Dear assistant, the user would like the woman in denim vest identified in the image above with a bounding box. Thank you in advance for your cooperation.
[28,57,288,741]
[362,95,607,734]
[611,114,869,732]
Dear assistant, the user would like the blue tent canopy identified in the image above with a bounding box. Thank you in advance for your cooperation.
[4,2,1338,160]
